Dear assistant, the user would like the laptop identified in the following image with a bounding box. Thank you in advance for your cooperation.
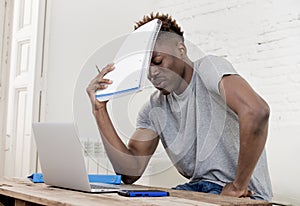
[32,122,120,193]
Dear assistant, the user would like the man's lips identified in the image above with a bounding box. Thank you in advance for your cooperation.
[152,79,165,89]
[156,82,164,88]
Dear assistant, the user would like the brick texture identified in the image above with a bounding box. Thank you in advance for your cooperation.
[154,0,300,204]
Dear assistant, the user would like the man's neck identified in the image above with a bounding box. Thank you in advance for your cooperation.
[174,59,194,95]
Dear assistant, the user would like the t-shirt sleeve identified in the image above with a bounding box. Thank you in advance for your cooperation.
[198,55,238,95]
[136,101,157,133]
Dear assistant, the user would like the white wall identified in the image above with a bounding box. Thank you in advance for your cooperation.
[43,0,156,122]
[156,0,300,205]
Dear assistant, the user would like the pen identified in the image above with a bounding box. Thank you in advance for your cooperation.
[95,64,101,73]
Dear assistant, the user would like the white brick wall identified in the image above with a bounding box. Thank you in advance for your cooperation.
[154,0,300,204]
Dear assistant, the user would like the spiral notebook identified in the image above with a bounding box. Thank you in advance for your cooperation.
[95,19,162,102]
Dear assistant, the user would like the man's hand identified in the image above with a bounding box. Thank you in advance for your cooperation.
[221,182,254,198]
[86,63,115,112]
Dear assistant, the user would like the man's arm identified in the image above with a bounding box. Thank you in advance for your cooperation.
[219,74,270,198]
[86,64,159,184]
[94,108,159,184]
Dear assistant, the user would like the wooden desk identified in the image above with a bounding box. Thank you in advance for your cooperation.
[0,178,271,206]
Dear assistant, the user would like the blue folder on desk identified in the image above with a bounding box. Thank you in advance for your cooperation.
[88,174,121,184]
[28,173,122,185]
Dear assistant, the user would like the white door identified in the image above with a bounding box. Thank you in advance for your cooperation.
[0,0,12,177]
[3,0,46,177]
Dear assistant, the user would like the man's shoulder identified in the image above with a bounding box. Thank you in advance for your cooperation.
[149,90,165,105]
[138,90,165,118]
[140,90,164,109]
[194,55,224,68]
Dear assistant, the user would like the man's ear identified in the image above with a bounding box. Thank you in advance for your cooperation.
[177,41,187,56]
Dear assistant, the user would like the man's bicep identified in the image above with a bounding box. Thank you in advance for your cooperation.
[128,128,159,156]
[219,75,267,115]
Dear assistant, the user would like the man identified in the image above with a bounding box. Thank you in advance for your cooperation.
[86,13,272,201]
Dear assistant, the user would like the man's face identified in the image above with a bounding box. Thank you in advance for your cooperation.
[148,40,186,95]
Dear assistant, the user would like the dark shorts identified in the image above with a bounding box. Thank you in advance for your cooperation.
[173,180,223,195]
[173,180,256,200]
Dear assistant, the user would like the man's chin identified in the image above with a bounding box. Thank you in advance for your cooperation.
[159,88,170,95]
[155,86,170,95]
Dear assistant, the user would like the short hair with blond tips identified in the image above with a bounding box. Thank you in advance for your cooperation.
[134,12,184,37]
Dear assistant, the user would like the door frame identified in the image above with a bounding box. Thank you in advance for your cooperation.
[0,0,14,178]
[0,0,48,177]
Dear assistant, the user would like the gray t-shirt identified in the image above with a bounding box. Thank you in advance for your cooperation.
[136,55,272,201]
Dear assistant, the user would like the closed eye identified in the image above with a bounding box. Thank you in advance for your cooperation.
[153,60,162,65]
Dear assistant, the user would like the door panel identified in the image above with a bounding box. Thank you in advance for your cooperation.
[4,0,46,177]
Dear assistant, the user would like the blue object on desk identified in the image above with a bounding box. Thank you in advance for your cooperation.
[88,174,122,185]
[28,173,44,183]
[28,173,122,185]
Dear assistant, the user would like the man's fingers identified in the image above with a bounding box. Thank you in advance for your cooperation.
[87,78,112,95]
[97,78,113,84]
[98,84,108,89]
[98,63,115,77]
[243,190,254,198]
[93,79,112,91]
[86,64,114,96]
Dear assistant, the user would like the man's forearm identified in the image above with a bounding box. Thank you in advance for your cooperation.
[86,63,146,183]
[93,107,143,180]
[234,107,270,189]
